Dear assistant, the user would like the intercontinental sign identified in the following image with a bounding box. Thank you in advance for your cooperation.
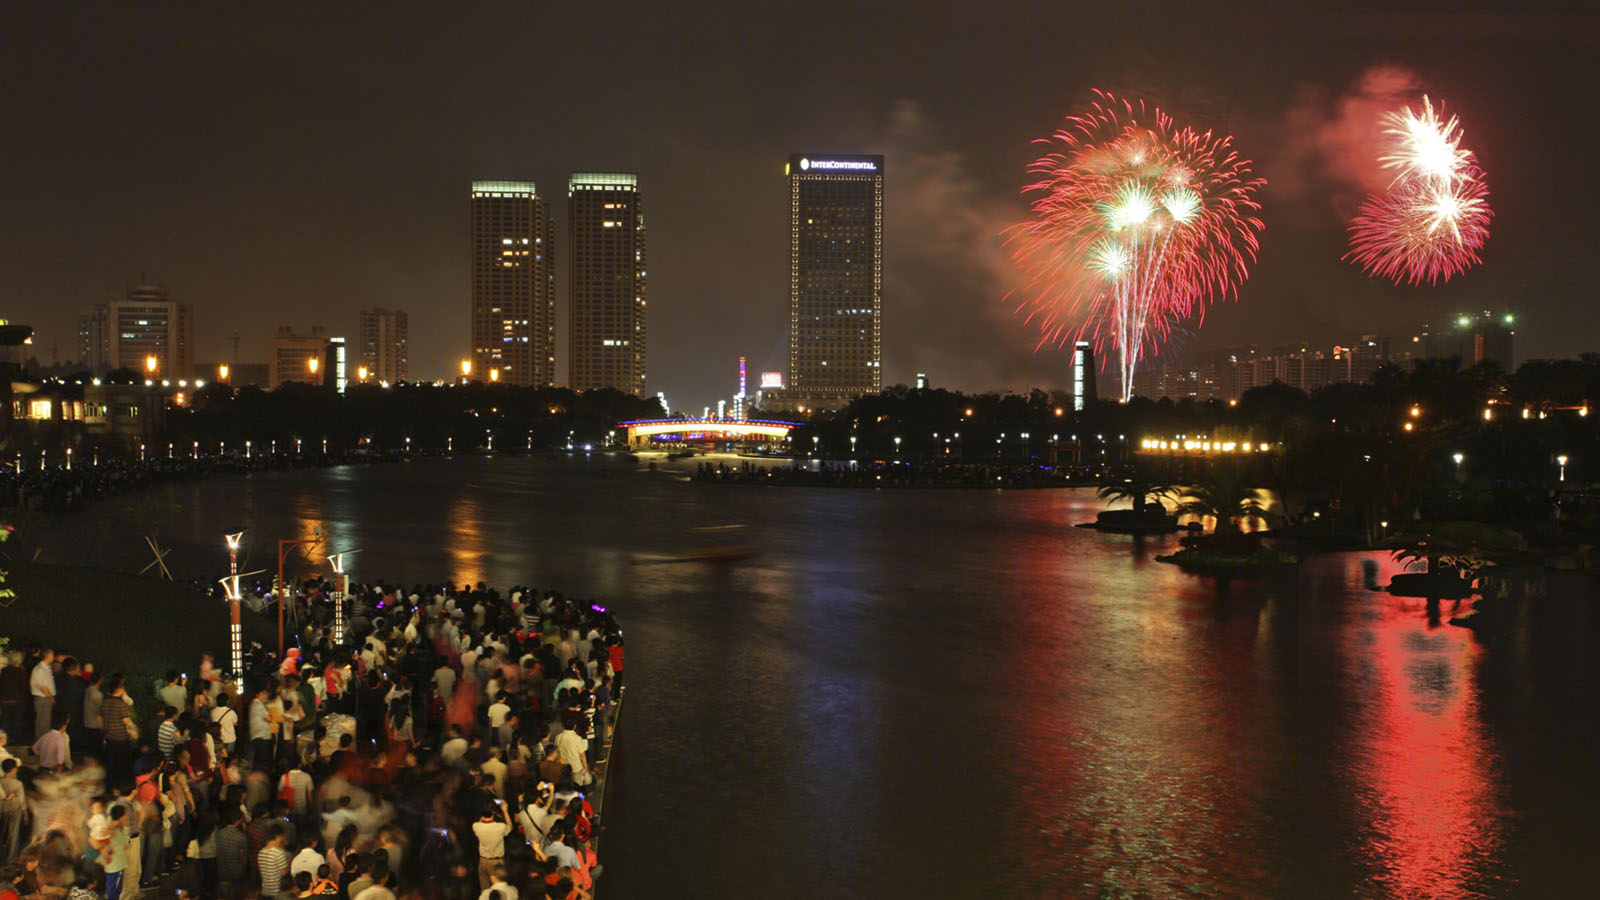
[790,154,884,174]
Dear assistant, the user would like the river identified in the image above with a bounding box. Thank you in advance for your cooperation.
[27,455,1600,899]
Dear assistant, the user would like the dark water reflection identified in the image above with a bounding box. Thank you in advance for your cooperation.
[27,456,1600,899]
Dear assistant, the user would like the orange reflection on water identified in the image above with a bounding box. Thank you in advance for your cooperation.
[444,492,487,586]
[1348,556,1504,899]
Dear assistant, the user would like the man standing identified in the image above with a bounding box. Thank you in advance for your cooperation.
[470,801,513,891]
[100,675,135,789]
[0,654,26,740]
[56,658,85,749]
[249,685,274,770]
[258,825,290,899]
[29,649,55,740]
[214,807,250,900]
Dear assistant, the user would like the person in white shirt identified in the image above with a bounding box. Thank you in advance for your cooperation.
[288,834,325,880]
[554,725,591,787]
[211,692,240,757]
[433,664,456,703]
[30,650,56,740]
[480,747,507,798]
[439,726,468,767]
[470,801,513,890]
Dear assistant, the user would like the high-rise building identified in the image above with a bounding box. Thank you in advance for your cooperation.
[358,308,408,384]
[77,306,110,372]
[105,282,194,379]
[471,181,555,387]
[270,325,328,388]
[1072,341,1096,410]
[786,154,883,407]
[1430,311,1516,370]
[568,173,646,393]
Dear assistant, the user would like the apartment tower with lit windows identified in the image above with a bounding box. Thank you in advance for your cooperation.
[568,173,647,393]
[358,307,408,384]
[471,181,555,386]
[786,154,883,407]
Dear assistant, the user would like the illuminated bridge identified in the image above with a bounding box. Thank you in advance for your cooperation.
[618,418,800,446]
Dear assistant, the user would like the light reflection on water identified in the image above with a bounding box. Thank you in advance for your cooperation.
[24,457,1599,899]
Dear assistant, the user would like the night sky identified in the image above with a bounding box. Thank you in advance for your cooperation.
[5,3,1598,408]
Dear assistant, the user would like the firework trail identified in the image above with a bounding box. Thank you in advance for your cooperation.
[1010,92,1265,402]
[1347,96,1491,284]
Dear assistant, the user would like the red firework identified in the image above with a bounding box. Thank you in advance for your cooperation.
[1009,91,1265,401]
[1346,96,1492,285]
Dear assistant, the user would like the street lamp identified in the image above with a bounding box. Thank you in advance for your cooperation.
[357,365,369,383]
[145,355,159,377]
[460,358,473,381]
[1557,454,1569,482]
[307,356,319,376]
[224,532,245,690]
[327,548,361,645]
[488,368,499,383]
[894,435,902,454]
[218,363,230,383]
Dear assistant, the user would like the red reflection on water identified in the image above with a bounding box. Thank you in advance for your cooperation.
[1350,555,1504,899]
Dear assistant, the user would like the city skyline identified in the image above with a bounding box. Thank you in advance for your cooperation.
[6,4,1599,409]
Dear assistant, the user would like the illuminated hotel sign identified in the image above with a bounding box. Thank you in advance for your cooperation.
[760,371,784,389]
[802,158,876,171]
[790,154,884,174]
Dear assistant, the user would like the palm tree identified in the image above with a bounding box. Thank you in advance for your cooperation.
[1175,471,1268,535]
[1096,477,1177,515]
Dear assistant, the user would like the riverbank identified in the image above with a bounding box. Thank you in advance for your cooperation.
[691,458,1096,489]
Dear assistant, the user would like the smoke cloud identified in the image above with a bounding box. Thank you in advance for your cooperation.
[1274,64,1423,219]
[873,100,1063,392]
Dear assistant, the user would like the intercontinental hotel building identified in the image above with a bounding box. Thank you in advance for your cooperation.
[785,154,883,408]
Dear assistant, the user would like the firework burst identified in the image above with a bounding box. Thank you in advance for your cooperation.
[1010,91,1265,402]
[1346,95,1491,285]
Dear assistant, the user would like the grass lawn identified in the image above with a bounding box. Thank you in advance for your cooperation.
[1,561,280,713]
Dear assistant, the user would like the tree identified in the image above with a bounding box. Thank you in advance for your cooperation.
[1097,476,1176,514]
[1176,468,1268,535]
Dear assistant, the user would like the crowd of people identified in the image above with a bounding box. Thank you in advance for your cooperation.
[1,580,625,900]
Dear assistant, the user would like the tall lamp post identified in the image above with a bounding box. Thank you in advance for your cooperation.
[225,531,245,691]
[327,549,361,646]
[1557,454,1569,483]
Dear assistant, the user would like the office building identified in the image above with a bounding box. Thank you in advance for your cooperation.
[76,306,110,372]
[568,173,646,393]
[103,282,194,379]
[359,308,408,384]
[471,181,555,387]
[786,154,883,407]
[270,325,329,388]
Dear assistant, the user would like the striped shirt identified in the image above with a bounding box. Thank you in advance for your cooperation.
[258,845,289,896]
[157,720,178,758]
[101,695,132,741]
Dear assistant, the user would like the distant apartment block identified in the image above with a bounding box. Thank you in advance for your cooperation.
[359,307,409,383]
